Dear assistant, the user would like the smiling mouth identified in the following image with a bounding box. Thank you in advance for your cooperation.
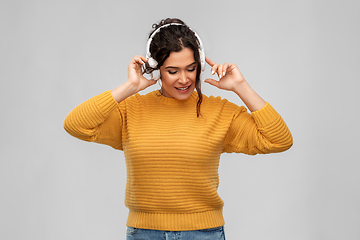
[175,85,191,90]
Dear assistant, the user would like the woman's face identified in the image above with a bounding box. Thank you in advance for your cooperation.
[159,47,197,100]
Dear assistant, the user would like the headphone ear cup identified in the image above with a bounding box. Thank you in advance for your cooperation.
[151,69,160,81]
[148,57,158,68]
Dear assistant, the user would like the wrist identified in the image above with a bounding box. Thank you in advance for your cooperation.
[111,81,138,103]
[232,80,250,95]
[123,81,140,95]
[232,81,266,112]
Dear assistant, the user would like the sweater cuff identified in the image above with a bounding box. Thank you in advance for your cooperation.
[93,90,120,116]
[251,102,280,128]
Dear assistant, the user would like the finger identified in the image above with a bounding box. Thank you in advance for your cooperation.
[139,55,148,63]
[134,57,146,65]
[222,63,230,77]
[204,78,220,88]
[147,78,158,86]
[205,56,216,67]
[133,55,147,61]
[211,64,218,75]
[217,64,224,79]
[132,55,148,65]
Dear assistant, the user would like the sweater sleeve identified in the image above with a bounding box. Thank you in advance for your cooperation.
[63,90,124,150]
[222,102,293,155]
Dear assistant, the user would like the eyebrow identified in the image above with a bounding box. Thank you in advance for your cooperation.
[164,62,197,69]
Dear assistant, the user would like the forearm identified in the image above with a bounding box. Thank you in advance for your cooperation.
[111,81,139,103]
[233,81,266,112]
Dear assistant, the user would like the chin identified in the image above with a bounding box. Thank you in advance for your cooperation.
[174,93,192,101]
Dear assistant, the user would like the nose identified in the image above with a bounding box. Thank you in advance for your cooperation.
[178,71,188,85]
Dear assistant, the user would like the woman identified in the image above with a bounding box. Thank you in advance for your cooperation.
[64,18,293,240]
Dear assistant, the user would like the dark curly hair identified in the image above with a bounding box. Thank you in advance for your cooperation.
[144,18,203,117]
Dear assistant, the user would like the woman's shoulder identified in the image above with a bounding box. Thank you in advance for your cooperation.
[120,90,159,105]
[201,93,247,113]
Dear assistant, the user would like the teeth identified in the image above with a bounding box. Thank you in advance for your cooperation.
[177,86,190,90]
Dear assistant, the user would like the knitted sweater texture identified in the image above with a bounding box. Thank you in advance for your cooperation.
[64,90,293,231]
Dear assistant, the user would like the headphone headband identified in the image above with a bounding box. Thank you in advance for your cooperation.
[145,23,206,72]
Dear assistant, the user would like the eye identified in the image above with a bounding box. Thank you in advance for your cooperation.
[187,67,196,72]
[168,70,178,74]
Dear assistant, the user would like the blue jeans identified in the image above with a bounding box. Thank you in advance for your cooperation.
[126,226,225,240]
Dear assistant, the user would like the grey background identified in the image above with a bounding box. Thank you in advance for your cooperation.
[1,0,359,239]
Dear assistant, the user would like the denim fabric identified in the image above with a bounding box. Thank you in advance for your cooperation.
[126,226,225,240]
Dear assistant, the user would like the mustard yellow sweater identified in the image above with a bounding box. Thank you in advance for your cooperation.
[64,90,292,231]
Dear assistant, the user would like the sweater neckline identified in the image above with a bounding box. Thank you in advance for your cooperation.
[151,90,198,106]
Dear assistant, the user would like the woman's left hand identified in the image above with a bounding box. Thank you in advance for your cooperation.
[204,57,247,92]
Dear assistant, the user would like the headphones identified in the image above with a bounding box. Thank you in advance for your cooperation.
[145,23,206,73]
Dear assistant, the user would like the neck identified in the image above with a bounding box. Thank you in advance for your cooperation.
[159,88,174,98]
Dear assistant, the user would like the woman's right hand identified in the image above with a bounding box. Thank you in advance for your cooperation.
[127,55,157,93]
[111,56,157,103]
